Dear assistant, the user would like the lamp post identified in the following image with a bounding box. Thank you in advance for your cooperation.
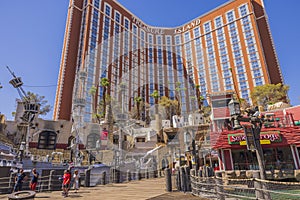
[19,141,25,162]
[228,98,242,130]
[118,83,127,165]
[113,149,120,183]
[228,99,267,180]
[184,130,197,169]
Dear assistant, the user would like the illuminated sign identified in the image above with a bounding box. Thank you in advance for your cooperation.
[228,131,281,144]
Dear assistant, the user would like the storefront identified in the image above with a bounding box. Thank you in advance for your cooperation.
[211,127,300,172]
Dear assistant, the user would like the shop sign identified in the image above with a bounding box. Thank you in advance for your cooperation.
[228,131,281,145]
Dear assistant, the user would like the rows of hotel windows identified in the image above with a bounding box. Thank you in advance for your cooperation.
[76,1,266,121]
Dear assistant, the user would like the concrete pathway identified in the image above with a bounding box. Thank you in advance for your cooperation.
[0,178,209,200]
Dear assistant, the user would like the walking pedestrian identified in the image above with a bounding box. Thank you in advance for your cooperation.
[13,168,27,192]
[62,170,71,197]
[30,168,39,191]
[73,170,80,193]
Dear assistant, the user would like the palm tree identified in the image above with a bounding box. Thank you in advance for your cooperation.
[158,96,179,122]
[195,84,206,113]
[134,96,142,120]
[175,82,185,115]
[150,90,160,114]
[24,91,51,116]
[100,78,109,117]
[89,86,99,122]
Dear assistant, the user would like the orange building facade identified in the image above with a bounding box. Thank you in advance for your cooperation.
[53,0,283,122]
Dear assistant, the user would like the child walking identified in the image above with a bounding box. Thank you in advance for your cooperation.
[73,170,80,193]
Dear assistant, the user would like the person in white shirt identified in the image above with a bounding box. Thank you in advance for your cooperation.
[73,170,80,193]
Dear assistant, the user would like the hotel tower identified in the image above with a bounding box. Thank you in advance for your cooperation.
[54,0,283,121]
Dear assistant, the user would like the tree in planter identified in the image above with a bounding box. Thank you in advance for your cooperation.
[250,83,289,110]
[100,78,110,117]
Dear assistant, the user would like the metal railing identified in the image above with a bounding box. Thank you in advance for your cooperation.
[187,170,300,200]
[0,167,161,195]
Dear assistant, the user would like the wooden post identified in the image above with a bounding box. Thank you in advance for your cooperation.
[165,168,172,192]
[215,171,225,200]
[253,170,264,199]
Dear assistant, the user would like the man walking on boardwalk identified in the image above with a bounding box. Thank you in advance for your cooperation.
[13,168,27,192]
[30,168,39,191]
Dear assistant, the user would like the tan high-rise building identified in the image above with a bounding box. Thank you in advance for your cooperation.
[54,0,283,121]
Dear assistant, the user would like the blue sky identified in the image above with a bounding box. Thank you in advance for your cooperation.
[0,0,299,120]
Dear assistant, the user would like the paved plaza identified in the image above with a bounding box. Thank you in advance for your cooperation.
[0,178,208,200]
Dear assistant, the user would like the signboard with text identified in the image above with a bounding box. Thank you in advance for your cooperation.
[243,126,256,151]
[228,131,281,145]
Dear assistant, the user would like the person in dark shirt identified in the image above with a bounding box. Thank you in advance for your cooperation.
[30,168,39,191]
[13,168,27,192]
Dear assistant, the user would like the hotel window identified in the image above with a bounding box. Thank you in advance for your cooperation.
[251,61,259,69]
[242,17,250,25]
[221,55,228,63]
[234,51,241,58]
[249,53,258,62]
[220,48,227,56]
[243,24,252,32]
[94,0,100,8]
[204,22,211,33]
[194,27,200,38]
[166,35,174,97]
[237,67,245,74]
[226,11,235,23]
[239,74,246,82]
[133,25,138,50]
[219,41,226,49]
[229,23,236,31]
[239,4,249,17]
[245,30,253,39]
[194,27,206,95]
[215,16,222,28]
[205,43,211,51]
[253,69,262,78]
[231,36,239,44]
[148,34,154,104]
[104,4,111,16]
[255,78,263,86]
[156,35,164,96]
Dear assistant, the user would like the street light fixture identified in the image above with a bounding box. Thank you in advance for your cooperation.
[19,141,26,162]
[229,99,267,179]
[228,98,242,130]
